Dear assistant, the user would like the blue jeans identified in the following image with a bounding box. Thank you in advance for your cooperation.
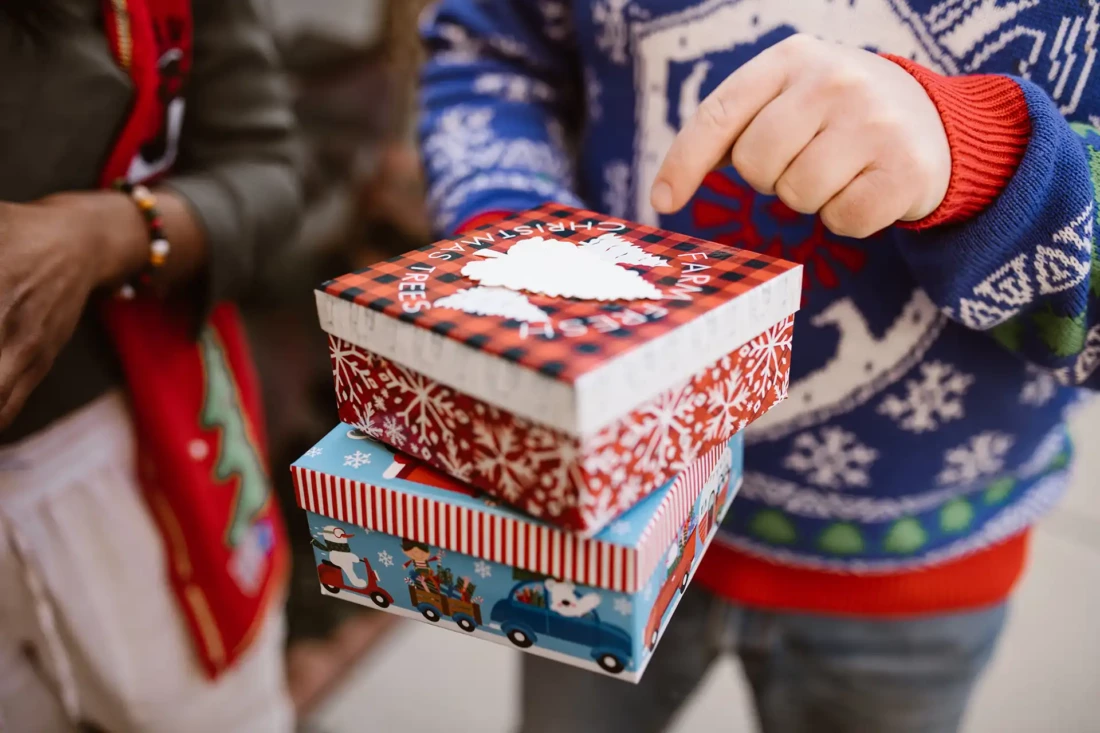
[519,589,1007,733]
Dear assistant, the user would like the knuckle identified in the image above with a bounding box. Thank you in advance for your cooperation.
[730,148,772,193]
[823,66,872,97]
[698,93,733,131]
[821,199,871,238]
[864,112,907,140]
[774,177,816,214]
[780,33,817,58]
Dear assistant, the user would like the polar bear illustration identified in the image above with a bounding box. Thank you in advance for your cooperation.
[545,578,602,617]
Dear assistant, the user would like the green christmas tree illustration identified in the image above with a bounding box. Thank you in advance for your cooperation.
[199,328,269,547]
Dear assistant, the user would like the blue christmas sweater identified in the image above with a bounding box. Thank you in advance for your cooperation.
[418,0,1100,614]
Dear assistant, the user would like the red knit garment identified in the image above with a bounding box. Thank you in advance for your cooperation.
[886,55,1032,229]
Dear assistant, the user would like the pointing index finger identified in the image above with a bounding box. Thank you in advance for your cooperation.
[651,44,791,214]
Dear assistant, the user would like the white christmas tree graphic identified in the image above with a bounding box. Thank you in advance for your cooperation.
[580,232,669,268]
[434,286,550,323]
[460,236,665,301]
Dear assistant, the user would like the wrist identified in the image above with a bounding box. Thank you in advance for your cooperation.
[42,191,149,290]
[884,55,1031,229]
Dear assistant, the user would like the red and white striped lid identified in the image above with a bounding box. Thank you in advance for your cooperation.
[292,426,741,594]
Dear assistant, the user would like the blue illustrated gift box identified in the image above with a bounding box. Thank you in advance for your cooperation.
[292,426,744,682]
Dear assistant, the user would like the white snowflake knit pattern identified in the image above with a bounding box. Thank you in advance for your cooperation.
[937,432,1014,486]
[592,0,633,64]
[877,361,974,433]
[1020,366,1059,406]
[784,426,879,489]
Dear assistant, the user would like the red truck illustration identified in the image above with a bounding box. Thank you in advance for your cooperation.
[643,519,699,651]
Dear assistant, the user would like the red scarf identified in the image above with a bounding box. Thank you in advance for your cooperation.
[98,0,288,678]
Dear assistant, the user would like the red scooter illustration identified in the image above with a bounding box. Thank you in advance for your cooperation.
[313,525,394,609]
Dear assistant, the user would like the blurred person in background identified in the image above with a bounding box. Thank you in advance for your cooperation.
[419,2,1098,732]
[244,0,433,707]
[0,0,301,731]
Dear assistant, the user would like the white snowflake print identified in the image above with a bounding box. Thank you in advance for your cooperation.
[610,520,632,537]
[379,361,466,447]
[668,427,705,476]
[602,160,631,219]
[378,551,394,568]
[703,363,751,443]
[383,416,407,448]
[344,451,371,469]
[304,446,323,459]
[350,402,384,440]
[738,318,795,408]
[1020,366,1059,407]
[474,561,493,579]
[877,361,975,433]
[433,22,528,68]
[424,106,575,229]
[437,437,475,484]
[621,382,696,475]
[592,0,633,64]
[472,420,535,501]
[473,72,555,104]
[938,432,1015,486]
[330,337,359,401]
[613,597,633,615]
[522,425,583,517]
[784,427,879,489]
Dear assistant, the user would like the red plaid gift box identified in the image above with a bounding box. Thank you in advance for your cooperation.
[317,205,801,535]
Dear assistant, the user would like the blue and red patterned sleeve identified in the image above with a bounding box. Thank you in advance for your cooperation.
[419,1,584,237]
[888,57,1100,388]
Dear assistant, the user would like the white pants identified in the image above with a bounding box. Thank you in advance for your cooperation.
[0,392,294,733]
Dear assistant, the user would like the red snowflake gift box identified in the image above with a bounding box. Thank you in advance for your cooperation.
[317,205,802,534]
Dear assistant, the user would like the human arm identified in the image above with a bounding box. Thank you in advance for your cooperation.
[651,34,1099,388]
[419,0,584,236]
[0,0,302,427]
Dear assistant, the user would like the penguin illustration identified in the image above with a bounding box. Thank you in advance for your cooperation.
[311,525,368,589]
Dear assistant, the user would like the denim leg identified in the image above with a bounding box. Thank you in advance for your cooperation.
[736,604,1009,733]
[517,588,727,733]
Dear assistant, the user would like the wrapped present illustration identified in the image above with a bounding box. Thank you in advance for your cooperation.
[292,425,744,681]
[316,205,800,534]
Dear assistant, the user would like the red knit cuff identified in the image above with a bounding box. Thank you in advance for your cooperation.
[455,210,514,235]
[884,55,1031,229]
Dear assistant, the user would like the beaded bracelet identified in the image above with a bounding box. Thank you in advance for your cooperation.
[114,180,171,298]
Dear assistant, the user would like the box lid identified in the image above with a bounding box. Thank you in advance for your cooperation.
[292,425,743,594]
[317,204,801,437]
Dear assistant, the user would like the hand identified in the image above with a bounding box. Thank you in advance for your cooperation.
[650,34,951,238]
[0,193,144,428]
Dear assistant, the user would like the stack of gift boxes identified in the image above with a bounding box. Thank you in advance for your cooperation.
[292,205,801,681]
